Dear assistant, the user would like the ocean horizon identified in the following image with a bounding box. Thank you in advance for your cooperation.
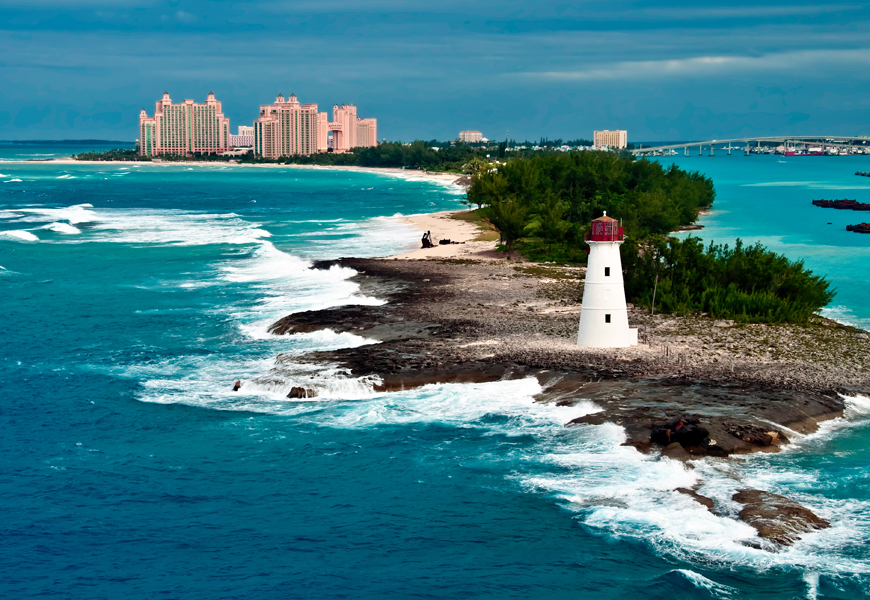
[2,146,870,599]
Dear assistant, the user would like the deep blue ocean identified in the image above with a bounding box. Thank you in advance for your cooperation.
[2,146,870,599]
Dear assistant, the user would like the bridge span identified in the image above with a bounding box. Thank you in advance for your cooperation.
[632,135,870,157]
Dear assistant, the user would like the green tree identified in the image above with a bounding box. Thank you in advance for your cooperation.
[484,194,529,258]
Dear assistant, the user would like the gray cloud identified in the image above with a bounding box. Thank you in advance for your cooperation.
[1,0,870,140]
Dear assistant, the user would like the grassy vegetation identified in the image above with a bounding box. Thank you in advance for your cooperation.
[449,208,500,241]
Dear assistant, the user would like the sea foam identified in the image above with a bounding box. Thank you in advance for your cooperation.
[45,222,81,234]
[2,230,39,242]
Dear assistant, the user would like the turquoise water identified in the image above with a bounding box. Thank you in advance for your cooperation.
[0,141,133,161]
[661,154,870,329]
[2,151,870,599]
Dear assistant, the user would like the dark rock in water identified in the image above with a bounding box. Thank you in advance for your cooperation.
[287,386,309,399]
[812,198,870,211]
[650,415,709,446]
[306,388,317,398]
[732,489,830,546]
[676,487,715,510]
[660,442,693,462]
[232,380,242,391]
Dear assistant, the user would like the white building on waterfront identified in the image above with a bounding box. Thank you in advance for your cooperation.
[230,125,254,148]
[577,213,638,348]
[593,130,628,149]
[459,130,483,143]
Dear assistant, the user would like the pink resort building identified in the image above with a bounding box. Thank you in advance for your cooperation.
[253,95,378,158]
[253,94,320,159]
[357,118,378,148]
[139,92,230,156]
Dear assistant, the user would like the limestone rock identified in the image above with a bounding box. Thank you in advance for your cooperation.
[732,489,829,546]
[287,386,311,399]
[676,487,715,510]
[660,442,693,462]
[725,423,789,447]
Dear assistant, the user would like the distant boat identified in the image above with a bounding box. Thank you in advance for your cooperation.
[785,149,824,157]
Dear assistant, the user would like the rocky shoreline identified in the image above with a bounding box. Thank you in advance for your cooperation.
[263,257,869,453]
[255,255,870,547]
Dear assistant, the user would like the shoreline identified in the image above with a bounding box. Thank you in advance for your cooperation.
[385,209,506,260]
[0,158,469,189]
[259,255,870,461]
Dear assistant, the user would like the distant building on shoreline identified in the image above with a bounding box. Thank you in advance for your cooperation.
[357,117,378,149]
[253,95,378,158]
[138,92,231,156]
[459,130,484,143]
[594,130,628,149]
[139,91,378,158]
[254,94,320,158]
[230,125,254,148]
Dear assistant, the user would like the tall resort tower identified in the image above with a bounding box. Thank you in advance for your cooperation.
[577,213,638,348]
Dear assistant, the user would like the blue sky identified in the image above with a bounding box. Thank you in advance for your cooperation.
[1,0,869,142]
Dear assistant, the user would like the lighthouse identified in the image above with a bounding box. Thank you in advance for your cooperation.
[577,212,638,348]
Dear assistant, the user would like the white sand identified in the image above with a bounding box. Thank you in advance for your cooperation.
[387,209,508,261]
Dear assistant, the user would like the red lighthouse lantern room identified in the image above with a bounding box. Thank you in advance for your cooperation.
[586,212,624,243]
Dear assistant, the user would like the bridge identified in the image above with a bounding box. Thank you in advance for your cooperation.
[632,135,870,157]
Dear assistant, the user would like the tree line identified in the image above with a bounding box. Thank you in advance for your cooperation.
[73,141,600,172]
[466,151,834,323]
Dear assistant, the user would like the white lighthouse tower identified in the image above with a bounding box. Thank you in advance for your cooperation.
[577,213,638,348]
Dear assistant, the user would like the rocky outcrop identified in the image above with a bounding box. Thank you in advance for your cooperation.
[676,487,715,510]
[725,422,788,447]
[732,489,830,546]
[260,257,867,457]
[287,387,317,399]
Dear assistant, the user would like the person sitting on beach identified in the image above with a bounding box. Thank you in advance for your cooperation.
[421,230,435,248]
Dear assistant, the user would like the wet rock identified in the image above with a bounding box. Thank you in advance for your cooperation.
[676,487,715,510]
[306,388,317,398]
[287,386,310,399]
[725,423,788,447]
[232,380,242,392]
[732,489,830,546]
[660,442,693,462]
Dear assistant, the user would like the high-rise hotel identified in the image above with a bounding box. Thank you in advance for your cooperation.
[139,92,230,156]
[138,91,378,157]
[254,95,378,158]
[253,94,320,159]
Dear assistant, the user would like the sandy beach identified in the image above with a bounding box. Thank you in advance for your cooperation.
[386,209,508,260]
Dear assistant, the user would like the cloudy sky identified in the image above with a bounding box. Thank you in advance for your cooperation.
[1,0,868,142]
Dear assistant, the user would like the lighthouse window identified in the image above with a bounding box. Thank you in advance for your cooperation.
[605,267,611,276]
[605,314,611,323]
